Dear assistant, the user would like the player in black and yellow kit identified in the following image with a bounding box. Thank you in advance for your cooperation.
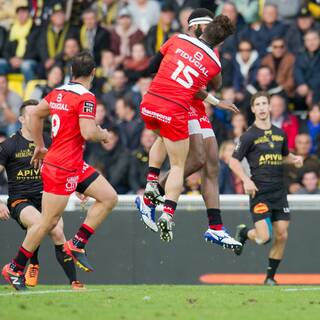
[0,100,84,290]
[229,92,303,285]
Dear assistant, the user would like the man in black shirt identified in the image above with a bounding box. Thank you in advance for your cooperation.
[229,92,303,285]
[0,100,84,290]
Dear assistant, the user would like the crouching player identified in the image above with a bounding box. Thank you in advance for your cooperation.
[229,92,303,285]
[0,100,84,289]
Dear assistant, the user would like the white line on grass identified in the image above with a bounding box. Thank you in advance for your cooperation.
[282,288,320,292]
[0,288,104,296]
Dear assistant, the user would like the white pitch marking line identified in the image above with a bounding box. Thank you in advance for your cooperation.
[0,288,103,296]
[282,288,320,292]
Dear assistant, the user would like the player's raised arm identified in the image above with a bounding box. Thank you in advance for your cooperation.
[210,73,222,91]
[30,99,50,168]
[195,89,239,113]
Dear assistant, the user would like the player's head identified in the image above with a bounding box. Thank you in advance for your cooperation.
[19,99,39,130]
[188,8,214,38]
[250,91,271,121]
[71,51,96,84]
[201,15,235,47]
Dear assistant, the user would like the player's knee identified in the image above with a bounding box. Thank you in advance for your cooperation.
[101,190,118,210]
[206,157,219,178]
[44,216,61,232]
[275,230,288,243]
[188,152,206,172]
[50,225,65,242]
[255,234,271,245]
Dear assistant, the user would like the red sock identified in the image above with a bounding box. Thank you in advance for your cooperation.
[147,167,160,182]
[11,246,33,272]
[72,224,95,249]
[143,196,155,207]
[163,199,177,217]
[209,224,223,230]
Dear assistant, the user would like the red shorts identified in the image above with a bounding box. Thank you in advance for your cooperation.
[41,161,98,195]
[140,100,189,141]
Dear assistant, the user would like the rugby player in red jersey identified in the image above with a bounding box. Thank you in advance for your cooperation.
[138,15,235,242]
[2,52,118,290]
[136,9,241,248]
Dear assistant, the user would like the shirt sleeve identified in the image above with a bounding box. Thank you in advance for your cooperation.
[232,133,252,161]
[77,94,96,120]
[282,133,289,156]
[159,35,176,55]
[43,91,52,104]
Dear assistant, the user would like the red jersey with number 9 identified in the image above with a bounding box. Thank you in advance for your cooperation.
[43,82,96,171]
[143,34,221,110]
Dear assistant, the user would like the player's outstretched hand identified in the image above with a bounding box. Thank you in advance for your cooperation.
[217,100,240,113]
[0,202,10,221]
[243,178,259,198]
[31,146,48,169]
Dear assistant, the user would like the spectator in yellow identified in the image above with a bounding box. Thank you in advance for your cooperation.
[92,0,122,29]
[146,3,177,56]
[79,8,111,65]
[38,4,77,75]
[3,5,39,81]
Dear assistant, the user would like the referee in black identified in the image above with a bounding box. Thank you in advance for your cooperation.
[229,92,303,285]
[0,100,84,290]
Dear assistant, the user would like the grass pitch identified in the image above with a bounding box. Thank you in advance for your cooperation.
[1,285,320,320]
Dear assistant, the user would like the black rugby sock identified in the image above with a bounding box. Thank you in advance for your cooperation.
[55,245,77,284]
[266,258,281,279]
[30,247,40,265]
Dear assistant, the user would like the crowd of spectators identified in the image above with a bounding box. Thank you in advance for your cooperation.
[0,0,319,195]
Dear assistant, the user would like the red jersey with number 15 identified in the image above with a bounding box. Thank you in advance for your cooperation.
[43,82,96,171]
[144,34,221,110]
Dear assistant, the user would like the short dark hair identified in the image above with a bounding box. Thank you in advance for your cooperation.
[250,91,270,106]
[71,51,96,78]
[237,39,254,50]
[123,96,136,112]
[299,169,319,183]
[82,8,97,17]
[46,64,64,78]
[20,99,38,116]
[188,8,214,23]
[271,36,285,44]
[202,15,235,47]
[108,125,120,137]
[257,65,273,74]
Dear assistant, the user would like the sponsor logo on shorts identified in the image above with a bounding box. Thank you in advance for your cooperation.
[253,202,269,214]
[198,116,210,123]
[141,107,172,124]
[83,101,94,113]
[65,175,79,192]
[82,162,89,174]
[283,207,290,213]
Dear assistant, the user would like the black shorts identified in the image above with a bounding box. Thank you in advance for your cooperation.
[249,188,290,224]
[8,196,42,230]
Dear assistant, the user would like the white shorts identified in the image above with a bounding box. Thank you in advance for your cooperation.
[202,128,215,139]
[188,119,202,136]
